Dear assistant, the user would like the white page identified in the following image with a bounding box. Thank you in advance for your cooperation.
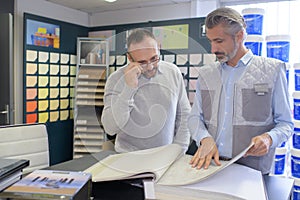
[154,184,245,200]
[158,142,254,185]
[84,144,183,182]
[182,163,267,200]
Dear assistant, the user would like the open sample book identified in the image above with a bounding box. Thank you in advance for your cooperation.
[84,142,254,186]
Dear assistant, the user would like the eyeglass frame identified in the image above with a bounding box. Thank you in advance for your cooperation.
[127,52,161,69]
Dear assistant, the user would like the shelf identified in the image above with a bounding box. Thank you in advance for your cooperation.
[76,100,104,106]
[76,88,104,93]
[75,133,105,140]
[74,37,109,158]
[78,64,107,67]
[77,80,105,86]
[76,94,104,99]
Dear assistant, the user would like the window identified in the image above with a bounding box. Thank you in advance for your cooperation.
[228,1,300,64]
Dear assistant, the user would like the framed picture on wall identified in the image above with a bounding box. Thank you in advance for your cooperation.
[26,19,60,49]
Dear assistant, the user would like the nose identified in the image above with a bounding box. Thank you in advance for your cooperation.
[145,63,154,71]
[211,43,218,54]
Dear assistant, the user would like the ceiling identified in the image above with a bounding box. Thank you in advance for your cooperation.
[46,0,192,14]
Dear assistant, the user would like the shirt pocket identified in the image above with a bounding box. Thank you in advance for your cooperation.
[241,88,271,122]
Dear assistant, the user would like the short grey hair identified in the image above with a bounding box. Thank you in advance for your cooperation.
[127,28,156,50]
[205,7,247,39]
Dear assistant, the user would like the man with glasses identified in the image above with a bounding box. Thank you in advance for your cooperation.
[188,7,293,174]
[101,28,191,153]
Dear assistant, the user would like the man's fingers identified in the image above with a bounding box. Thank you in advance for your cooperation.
[203,155,213,169]
[213,151,221,166]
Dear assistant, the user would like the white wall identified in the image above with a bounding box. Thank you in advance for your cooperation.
[89,1,218,27]
[90,3,191,27]
[13,0,89,123]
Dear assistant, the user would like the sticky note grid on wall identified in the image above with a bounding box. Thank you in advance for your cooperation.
[24,50,76,123]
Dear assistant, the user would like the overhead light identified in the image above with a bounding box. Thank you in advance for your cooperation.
[105,0,117,2]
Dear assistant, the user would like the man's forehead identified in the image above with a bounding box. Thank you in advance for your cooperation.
[128,46,158,53]
[128,37,158,52]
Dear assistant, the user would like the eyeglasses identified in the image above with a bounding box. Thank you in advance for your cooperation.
[128,52,160,69]
[138,57,160,69]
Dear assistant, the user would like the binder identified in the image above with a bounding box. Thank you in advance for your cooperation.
[0,158,29,191]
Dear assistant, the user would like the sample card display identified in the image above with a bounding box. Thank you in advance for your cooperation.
[24,50,76,123]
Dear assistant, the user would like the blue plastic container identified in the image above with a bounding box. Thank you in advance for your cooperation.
[266,35,290,63]
[293,178,300,200]
[245,35,264,56]
[294,92,300,120]
[272,147,287,175]
[291,148,300,178]
[294,120,300,149]
[294,64,300,91]
[242,8,265,35]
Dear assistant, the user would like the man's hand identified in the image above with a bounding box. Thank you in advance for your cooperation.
[123,62,143,88]
[245,133,272,157]
[190,137,221,169]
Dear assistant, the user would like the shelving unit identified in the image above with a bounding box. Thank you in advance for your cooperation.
[73,37,109,158]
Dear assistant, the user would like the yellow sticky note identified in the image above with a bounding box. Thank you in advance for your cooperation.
[60,88,69,98]
[26,50,37,62]
[50,111,59,122]
[60,110,69,120]
[60,77,69,87]
[39,112,48,123]
[26,63,37,75]
[38,64,49,75]
[60,99,69,109]
[50,77,59,87]
[38,76,48,87]
[50,100,59,110]
[26,76,37,87]
[70,66,76,76]
[50,88,59,99]
[50,65,59,75]
[38,100,48,111]
[60,65,69,75]
[38,88,48,99]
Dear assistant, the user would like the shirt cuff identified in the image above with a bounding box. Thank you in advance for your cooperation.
[267,131,277,148]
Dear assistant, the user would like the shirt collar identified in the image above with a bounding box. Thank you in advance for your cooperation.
[240,49,253,66]
[221,49,254,68]
[156,60,164,74]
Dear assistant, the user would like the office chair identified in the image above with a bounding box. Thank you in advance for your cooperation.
[0,123,50,174]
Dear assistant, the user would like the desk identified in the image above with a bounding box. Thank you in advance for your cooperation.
[47,150,294,200]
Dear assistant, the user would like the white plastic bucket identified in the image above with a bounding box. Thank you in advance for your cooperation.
[293,92,300,120]
[245,35,264,56]
[266,35,290,63]
[293,178,300,200]
[294,120,300,149]
[294,63,300,91]
[291,148,300,178]
[242,8,265,35]
[272,147,287,175]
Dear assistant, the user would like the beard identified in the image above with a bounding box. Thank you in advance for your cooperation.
[215,41,239,64]
[141,67,158,79]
